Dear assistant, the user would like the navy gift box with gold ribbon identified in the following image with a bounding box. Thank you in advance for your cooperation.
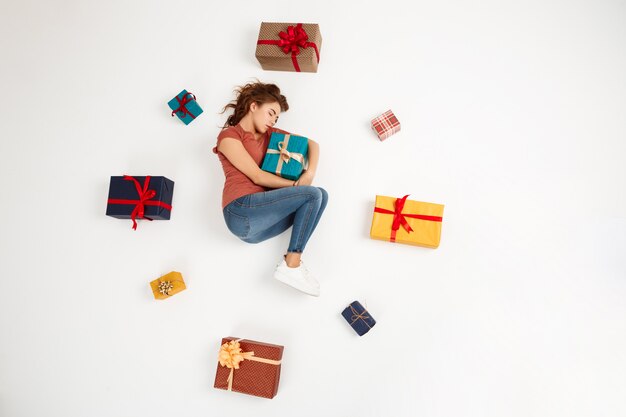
[106,175,174,230]
[341,301,376,336]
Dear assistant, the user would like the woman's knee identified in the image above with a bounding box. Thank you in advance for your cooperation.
[318,187,328,204]
[298,185,323,201]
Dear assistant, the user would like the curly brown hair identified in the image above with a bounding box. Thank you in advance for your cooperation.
[221,81,289,128]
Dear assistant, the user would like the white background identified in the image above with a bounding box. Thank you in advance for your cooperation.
[1,0,625,416]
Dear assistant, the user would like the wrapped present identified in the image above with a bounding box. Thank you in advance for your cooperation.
[371,110,401,141]
[214,337,283,399]
[168,90,203,125]
[106,175,174,230]
[370,194,444,248]
[256,22,322,73]
[341,301,376,336]
[261,132,308,181]
[150,271,186,300]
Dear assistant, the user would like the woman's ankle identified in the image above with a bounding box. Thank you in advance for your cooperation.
[285,252,301,268]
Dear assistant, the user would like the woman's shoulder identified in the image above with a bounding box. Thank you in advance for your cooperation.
[214,125,247,154]
[217,124,245,141]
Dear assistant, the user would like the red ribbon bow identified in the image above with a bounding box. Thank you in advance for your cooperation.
[374,195,443,242]
[107,175,172,230]
[171,92,197,119]
[257,23,320,72]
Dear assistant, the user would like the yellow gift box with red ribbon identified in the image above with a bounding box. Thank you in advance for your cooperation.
[370,195,444,248]
[149,271,186,300]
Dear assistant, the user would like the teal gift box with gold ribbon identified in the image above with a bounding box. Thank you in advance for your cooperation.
[261,132,308,181]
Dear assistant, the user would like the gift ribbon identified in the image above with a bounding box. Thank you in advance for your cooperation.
[373,195,442,243]
[107,175,172,230]
[171,92,197,119]
[266,135,307,175]
[350,305,372,329]
[257,23,320,72]
[158,281,174,296]
[218,339,282,392]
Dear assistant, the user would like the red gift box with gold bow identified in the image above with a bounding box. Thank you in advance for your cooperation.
[213,337,284,399]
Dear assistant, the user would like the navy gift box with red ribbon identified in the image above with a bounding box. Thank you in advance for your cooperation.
[106,175,174,230]
[168,90,203,125]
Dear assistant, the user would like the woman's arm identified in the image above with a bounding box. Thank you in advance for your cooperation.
[218,138,296,188]
[296,139,319,186]
[305,139,319,175]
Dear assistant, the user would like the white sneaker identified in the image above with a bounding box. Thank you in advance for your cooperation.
[275,257,320,287]
[274,259,320,297]
[298,260,320,288]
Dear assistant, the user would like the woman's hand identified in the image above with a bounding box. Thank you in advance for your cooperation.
[295,170,315,186]
[296,139,319,187]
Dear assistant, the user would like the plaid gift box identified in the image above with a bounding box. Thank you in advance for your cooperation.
[168,89,203,125]
[106,175,174,230]
[341,301,376,336]
[371,110,401,141]
[149,271,186,300]
[370,194,444,248]
[261,132,309,181]
[255,22,322,73]
[214,337,283,399]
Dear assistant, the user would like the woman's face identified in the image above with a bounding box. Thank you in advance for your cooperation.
[250,101,281,134]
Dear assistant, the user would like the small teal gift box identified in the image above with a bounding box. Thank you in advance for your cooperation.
[168,90,203,125]
[261,132,309,180]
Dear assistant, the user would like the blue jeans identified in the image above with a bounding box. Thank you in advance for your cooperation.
[223,186,328,253]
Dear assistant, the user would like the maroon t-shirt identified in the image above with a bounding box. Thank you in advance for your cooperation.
[213,124,288,209]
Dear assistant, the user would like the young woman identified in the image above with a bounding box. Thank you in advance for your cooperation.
[213,81,328,296]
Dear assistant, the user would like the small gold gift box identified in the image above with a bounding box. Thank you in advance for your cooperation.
[150,271,186,300]
[370,195,444,248]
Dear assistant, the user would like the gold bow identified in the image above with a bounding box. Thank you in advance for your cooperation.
[266,134,307,175]
[350,305,372,329]
[218,339,282,391]
[158,281,174,296]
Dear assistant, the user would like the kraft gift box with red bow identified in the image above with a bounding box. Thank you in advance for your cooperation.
[255,22,322,73]
[260,131,309,181]
[168,90,203,125]
[106,175,174,230]
[214,337,284,399]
